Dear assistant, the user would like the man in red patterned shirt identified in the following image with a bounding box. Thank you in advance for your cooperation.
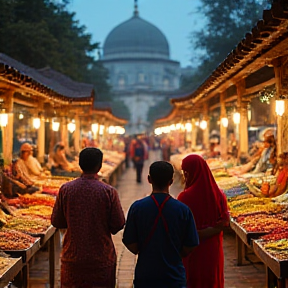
[51,147,125,288]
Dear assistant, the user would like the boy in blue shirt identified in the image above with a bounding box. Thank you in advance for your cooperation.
[123,161,199,288]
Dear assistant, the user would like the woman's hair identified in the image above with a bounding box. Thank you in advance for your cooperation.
[149,161,174,189]
[79,148,103,172]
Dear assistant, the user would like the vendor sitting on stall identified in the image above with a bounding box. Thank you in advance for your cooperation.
[21,143,46,178]
[248,152,288,198]
[50,142,81,177]
[10,143,40,194]
[228,134,276,176]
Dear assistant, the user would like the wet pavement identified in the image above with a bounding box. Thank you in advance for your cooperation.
[11,150,266,288]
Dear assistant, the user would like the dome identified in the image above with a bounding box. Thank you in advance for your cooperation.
[103,13,170,60]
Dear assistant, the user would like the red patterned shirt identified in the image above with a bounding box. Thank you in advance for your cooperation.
[51,174,125,288]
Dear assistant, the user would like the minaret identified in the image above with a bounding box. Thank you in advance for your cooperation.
[134,0,139,16]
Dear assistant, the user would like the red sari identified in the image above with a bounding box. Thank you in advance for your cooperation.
[177,154,229,288]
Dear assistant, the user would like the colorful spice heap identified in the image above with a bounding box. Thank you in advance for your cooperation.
[0,254,20,277]
[0,228,38,250]
[262,239,288,260]
[228,197,284,218]
[236,214,288,233]
[13,205,53,220]
[18,193,55,207]
[5,215,50,234]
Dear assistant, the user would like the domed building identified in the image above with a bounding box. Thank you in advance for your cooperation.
[101,3,181,134]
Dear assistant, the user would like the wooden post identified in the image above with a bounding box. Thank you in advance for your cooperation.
[273,57,288,155]
[74,115,80,153]
[191,118,197,149]
[220,91,228,158]
[236,79,248,155]
[203,103,210,150]
[37,101,45,164]
[2,90,14,164]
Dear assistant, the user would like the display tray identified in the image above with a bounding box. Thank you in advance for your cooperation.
[0,257,22,287]
[253,240,288,279]
[30,225,56,247]
[4,238,40,263]
[230,219,267,246]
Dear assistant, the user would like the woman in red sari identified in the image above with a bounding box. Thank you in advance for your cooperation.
[177,154,229,288]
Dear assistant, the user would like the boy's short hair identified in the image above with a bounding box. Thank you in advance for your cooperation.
[149,161,174,189]
[79,148,103,173]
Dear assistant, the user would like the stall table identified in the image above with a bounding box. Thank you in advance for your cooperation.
[0,257,22,287]
[253,240,288,288]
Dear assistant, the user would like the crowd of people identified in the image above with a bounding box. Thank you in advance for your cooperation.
[5,129,288,287]
[50,146,230,288]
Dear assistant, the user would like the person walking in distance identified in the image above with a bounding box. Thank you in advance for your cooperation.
[132,138,145,183]
[51,147,125,288]
[123,161,199,288]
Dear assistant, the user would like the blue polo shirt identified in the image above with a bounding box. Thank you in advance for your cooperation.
[123,193,199,288]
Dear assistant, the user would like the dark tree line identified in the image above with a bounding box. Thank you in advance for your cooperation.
[0,0,130,115]
[180,0,273,91]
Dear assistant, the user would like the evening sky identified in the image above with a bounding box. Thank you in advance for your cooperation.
[68,0,204,67]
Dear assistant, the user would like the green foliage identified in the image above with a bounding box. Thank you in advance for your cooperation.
[181,0,272,91]
[0,0,110,94]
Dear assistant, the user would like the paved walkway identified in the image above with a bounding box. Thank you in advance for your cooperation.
[14,150,266,288]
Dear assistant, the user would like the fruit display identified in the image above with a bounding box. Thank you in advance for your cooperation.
[0,228,38,250]
[0,253,21,278]
[236,214,288,233]
[18,193,55,207]
[216,176,240,190]
[228,197,285,218]
[222,183,249,198]
[262,239,288,260]
[13,205,53,220]
[5,215,50,235]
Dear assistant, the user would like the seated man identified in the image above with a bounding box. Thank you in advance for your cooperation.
[11,143,40,194]
[21,143,45,178]
[51,142,81,177]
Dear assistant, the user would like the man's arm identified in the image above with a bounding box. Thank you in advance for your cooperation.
[181,245,195,258]
[124,242,139,255]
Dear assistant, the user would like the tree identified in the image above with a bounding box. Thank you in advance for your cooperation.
[0,0,110,97]
[181,0,273,91]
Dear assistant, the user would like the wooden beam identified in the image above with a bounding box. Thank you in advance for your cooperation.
[244,77,275,96]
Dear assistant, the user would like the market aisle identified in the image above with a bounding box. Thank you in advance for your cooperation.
[26,150,266,288]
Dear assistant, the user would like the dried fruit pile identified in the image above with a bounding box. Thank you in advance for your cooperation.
[236,214,288,233]
[18,194,55,207]
[262,239,288,260]
[0,229,37,250]
[228,197,285,218]
[13,205,53,220]
[5,215,50,234]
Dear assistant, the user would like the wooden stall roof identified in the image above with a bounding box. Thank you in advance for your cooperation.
[0,53,93,105]
[93,101,128,125]
[171,0,288,107]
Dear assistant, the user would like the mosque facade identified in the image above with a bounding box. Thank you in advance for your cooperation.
[101,4,181,135]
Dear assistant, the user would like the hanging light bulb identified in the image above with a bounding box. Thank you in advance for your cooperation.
[185,122,192,132]
[19,113,24,120]
[233,112,240,124]
[91,123,99,134]
[33,117,41,129]
[108,126,116,134]
[275,100,285,116]
[67,121,76,133]
[0,114,8,127]
[99,125,105,135]
[200,120,207,130]
[52,119,60,131]
[221,117,228,128]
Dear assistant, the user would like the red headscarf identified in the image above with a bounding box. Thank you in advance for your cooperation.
[177,154,228,230]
